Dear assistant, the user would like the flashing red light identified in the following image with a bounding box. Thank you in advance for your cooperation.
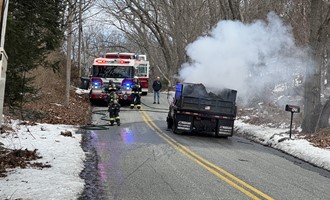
[119,59,125,64]
[96,59,106,64]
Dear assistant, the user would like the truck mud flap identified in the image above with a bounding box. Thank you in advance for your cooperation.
[216,119,234,137]
[173,114,193,133]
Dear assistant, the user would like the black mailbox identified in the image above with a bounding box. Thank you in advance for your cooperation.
[285,104,300,139]
[285,105,300,113]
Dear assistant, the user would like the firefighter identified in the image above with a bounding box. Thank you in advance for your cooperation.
[105,80,121,93]
[106,80,121,126]
[130,76,142,109]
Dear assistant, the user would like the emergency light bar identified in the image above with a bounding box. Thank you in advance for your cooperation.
[122,79,133,90]
[125,83,131,90]
[92,81,102,89]
[118,59,131,64]
[95,59,131,65]
[93,82,100,86]
[95,59,106,64]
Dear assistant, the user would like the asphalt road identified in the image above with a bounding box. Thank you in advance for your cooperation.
[88,92,330,200]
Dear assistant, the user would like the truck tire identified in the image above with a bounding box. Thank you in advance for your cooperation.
[167,116,173,129]
[215,134,228,139]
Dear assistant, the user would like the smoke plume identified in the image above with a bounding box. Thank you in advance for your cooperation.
[179,12,311,105]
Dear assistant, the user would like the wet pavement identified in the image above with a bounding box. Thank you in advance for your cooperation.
[78,129,105,200]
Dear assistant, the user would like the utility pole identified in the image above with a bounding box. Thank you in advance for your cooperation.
[0,0,9,126]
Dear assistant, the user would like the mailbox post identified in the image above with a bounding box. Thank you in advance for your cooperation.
[285,104,300,139]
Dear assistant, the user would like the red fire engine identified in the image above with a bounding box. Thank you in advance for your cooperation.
[89,52,150,105]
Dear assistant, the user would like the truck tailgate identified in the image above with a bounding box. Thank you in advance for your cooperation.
[180,96,236,116]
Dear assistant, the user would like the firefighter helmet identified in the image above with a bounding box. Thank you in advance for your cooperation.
[133,76,139,82]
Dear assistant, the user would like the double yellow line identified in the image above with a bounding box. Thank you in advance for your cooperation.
[140,110,274,200]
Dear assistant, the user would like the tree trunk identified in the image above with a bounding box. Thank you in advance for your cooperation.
[315,5,330,129]
[65,1,73,107]
[302,0,322,133]
[317,98,330,129]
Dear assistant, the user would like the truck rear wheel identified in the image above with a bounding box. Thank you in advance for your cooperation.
[167,116,173,129]
[215,133,228,139]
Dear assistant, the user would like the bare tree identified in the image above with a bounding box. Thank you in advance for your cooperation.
[64,0,96,106]
[311,1,330,131]
[98,0,242,88]
[302,0,330,132]
[230,0,330,132]
[65,0,74,106]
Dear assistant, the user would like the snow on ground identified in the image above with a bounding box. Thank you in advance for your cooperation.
[0,117,330,199]
[0,121,85,200]
[235,120,330,171]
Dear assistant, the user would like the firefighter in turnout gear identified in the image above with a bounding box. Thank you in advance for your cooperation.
[106,80,121,126]
[130,76,142,109]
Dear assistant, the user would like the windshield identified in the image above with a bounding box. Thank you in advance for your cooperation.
[92,65,134,78]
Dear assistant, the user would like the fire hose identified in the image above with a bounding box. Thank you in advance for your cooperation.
[80,103,169,130]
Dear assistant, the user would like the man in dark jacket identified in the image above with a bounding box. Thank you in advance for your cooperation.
[152,76,162,104]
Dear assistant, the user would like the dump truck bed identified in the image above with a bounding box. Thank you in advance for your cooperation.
[174,83,237,116]
[178,96,236,116]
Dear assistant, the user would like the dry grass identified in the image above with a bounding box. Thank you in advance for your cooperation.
[4,61,91,125]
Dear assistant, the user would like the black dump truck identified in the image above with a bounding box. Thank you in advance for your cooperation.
[166,83,237,138]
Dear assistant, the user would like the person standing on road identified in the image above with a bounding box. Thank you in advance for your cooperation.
[106,81,121,126]
[130,76,142,109]
[152,76,162,104]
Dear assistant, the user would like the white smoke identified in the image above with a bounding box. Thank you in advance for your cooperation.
[179,12,311,105]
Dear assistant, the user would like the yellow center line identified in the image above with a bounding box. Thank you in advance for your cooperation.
[140,110,274,200]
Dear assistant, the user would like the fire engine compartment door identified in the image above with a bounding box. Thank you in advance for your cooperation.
[175,114,192,131]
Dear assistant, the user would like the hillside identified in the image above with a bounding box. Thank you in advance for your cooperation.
[3,66,91,125]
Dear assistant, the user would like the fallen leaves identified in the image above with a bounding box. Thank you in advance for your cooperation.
[0,148,51,178]
[304,129,330,148]
[22,89,91,125]
[1,87,91,178]
[1,68,91,178]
